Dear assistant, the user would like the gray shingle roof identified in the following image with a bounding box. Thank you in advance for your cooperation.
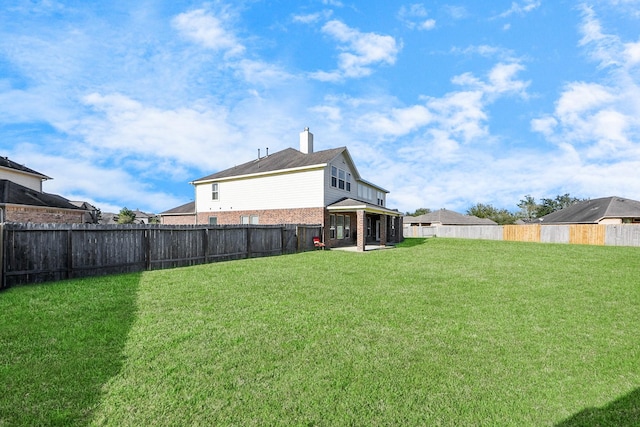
[193,147,348,182]
[161,201,195,215]
[0,179,80,210]
[404,209,497,225]
[0,157,50,179]
[540,196,640,224]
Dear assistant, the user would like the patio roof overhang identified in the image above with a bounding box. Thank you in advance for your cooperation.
[327,198,402,217]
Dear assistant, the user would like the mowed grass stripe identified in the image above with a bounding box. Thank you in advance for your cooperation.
[2,238,639,426]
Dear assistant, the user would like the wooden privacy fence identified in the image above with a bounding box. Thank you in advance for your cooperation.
[0,223,322,289]
[404,224,640,247]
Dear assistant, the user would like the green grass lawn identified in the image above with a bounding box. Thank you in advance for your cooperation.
[1,238,639,426]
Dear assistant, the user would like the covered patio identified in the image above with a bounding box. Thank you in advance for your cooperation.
[326,198,403,251]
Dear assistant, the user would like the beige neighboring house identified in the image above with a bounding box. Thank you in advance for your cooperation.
[403,209,497,237]
[160,128,403,250]
[539,196,640,224]
[0,156,86,224]
[404,209,498,226]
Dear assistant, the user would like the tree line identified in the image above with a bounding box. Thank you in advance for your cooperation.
[406,194,584,225]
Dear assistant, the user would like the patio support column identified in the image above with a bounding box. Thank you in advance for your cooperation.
[380,214,387,246]
[356,210,366,251]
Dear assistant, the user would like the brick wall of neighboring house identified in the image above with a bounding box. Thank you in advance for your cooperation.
[160,214,197,225]
[5,205,85,224]
[197,207,326,226]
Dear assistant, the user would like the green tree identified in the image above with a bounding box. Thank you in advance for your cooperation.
[405,207,431,216]
[117,207,136,224]
[467,203,518,225]
[535,193,583,217]
[517,195,539,221]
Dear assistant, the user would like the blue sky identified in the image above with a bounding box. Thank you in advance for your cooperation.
[1,0,639,214]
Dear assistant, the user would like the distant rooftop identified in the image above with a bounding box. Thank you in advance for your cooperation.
[404,209,497,225]
[540,196,640,224]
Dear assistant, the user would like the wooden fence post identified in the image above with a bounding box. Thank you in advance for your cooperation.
[66,228,73,280]
[246,226,252,258]
[203,227,209,263]
[281,226,286,255]
[0,223,5,290]
[144,228,151,271]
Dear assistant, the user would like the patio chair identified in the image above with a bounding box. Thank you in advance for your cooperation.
[313,236,326,250]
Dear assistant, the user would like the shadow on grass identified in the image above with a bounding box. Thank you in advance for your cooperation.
[395,237,430,248]
[555,387,640,427]
[0,273,141,426]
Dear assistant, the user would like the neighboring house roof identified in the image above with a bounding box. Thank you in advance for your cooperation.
[132,209,157,221]
[99,212,118,224]
[404,209,497,225]
[0,179,80,210]
[0,156,50,180]
[161,201,195,215]
[328,197,402,216]
[71,201,98,211]
[192,146,389,188]
[539,196,640,224]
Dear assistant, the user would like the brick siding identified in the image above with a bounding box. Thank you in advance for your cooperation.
[197,207,325,226]
[5,205,85,224]
[161,214,197,225]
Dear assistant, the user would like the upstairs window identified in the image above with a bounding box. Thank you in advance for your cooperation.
[331,166,351,192]
[212,183,219,200]
[377,191,385,206]
[358,183,372,201]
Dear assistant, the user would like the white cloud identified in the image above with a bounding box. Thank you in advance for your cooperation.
[398,4,436,30]
[451,44,520,63]
[341,61,528,151]
[532,6,640,165]
[624,40,640,65]
[420,19,437,30]
[497,0,541,18]
[444,5,468,19]
[530,116,557,135]
[172,8,245,57]
[8,143,184,213]
[358,105,433,136]
[311,20,400,80]
[79,92,243,173]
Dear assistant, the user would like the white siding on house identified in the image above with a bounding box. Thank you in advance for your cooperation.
[0,168,42,192]
[196,168,325,212]
[324,153,357,205]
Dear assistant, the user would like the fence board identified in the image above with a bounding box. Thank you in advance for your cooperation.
[504,224,540,242]
[570,224,606,245]
[605,224,640,246]
[404,223,640,247]
[1,223,319,288]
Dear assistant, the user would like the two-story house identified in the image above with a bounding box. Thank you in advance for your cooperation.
[160,128,402,250]
[0,156,86,223]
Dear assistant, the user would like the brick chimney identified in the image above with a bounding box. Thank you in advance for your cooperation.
[299,127,313,154]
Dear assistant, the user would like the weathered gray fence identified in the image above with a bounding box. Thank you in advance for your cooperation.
[0,223,322,289]
[404,224,640,247]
